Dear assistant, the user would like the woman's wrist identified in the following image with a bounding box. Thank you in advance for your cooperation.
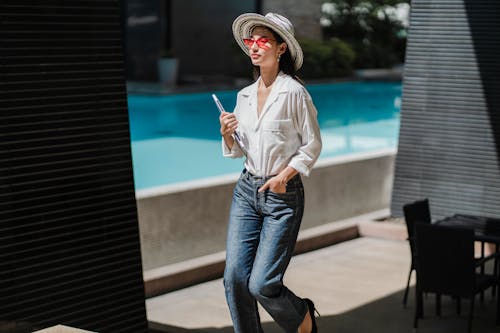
[276,175,288,186]
[277,167,298,186]
[222,133,235,149]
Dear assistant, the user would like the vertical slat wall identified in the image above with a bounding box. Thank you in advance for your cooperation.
[0,1,148,332]
[391,0,500,219]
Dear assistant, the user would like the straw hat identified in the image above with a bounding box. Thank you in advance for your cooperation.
[232,13,303,71]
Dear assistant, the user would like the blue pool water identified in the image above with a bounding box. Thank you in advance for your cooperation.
[128,81,401,190]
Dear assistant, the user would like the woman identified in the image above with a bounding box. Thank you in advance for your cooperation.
[220,13,322,333]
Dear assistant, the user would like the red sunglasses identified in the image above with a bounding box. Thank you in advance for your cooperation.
[243,37,275,49]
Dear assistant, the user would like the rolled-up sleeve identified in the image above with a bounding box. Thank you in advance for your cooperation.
[222,93,245,159]
[222,137,244,158]
[288,89,322,176]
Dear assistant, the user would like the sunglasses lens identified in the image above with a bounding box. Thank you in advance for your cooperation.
[243,38,271,49]
[257,38,268,46]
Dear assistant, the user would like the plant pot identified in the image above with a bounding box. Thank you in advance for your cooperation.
[157,57,179,85]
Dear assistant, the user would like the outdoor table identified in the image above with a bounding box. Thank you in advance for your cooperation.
[435,214,500,245]
[435,214,500,285]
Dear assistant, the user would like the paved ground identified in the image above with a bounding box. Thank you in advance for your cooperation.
[147,237,499,333]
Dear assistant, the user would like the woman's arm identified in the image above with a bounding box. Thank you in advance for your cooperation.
[220,111,244,158]
[258,166,298,193]
[220,111,237,149]
[287,88,322,176]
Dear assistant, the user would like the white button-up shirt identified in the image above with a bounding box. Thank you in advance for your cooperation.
[222,72,322,177]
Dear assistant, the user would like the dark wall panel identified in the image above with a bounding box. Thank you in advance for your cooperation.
[391,0,500,219]
[124,0,257,82]
[0,0,148,332]
[124,0,162,81]
[171,0,257,79]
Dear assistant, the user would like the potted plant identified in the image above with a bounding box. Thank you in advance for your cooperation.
[157,49,179,85]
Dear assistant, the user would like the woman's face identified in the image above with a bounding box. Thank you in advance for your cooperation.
[245,27,286,69]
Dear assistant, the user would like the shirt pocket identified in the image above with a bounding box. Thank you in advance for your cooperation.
[262,119,294,155]
[262,119,293,140]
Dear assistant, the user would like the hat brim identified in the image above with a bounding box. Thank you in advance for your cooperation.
[232,13,303,71]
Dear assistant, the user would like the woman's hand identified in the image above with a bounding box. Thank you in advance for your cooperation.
[258,167,298,194]
[219,112,238,136]
[258,176,287,194]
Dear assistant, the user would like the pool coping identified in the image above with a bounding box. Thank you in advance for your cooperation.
[127,72,402,96]
[136,147,397,199]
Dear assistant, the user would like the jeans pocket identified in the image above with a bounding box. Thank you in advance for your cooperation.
[267,188,297,206]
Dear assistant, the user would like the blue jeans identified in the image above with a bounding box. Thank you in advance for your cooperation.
[224,169,308,333]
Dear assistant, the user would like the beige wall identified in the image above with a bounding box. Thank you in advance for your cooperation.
[136,150,396,270]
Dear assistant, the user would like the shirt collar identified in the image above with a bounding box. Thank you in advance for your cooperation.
[240,71,288,98]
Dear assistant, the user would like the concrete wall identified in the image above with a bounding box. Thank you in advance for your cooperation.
[263,0,323,40]
[136,149,395,270]
[391,0,500,220]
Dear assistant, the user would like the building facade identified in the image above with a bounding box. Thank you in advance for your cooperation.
[124,0,323,82]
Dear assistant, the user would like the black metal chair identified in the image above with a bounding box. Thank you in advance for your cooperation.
[402,198,431,307]
[414,223,500,332]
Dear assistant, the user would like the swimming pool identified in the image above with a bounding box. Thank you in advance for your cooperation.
[128,81,401,190]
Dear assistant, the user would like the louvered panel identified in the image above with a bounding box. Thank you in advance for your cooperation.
[391,0,500,220]
[0,0,148,332]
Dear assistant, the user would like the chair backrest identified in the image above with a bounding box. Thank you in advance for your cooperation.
[415,223,475,297]
[403,199,431,252]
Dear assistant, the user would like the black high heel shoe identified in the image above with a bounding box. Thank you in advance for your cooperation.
[304,298,319,333]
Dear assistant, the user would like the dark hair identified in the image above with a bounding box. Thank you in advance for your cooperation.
[251,26,304,85]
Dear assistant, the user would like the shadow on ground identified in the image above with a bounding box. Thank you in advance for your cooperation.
[150,287,499,333]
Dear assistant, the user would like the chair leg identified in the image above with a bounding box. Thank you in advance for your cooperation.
[493,243,499,298]
[468,296,475,333]
[403,268,413,307]
[418,290,424,319]
[457,297,461,316]
[414,288,423,328]
[436,294,441,316]
[497,278,500,326]
[479,242,485,303]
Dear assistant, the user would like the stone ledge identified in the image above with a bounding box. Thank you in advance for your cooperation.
[144,252,226,298]
[355,66,403,81]
[33,325,95,333]
[143,209,390,298]
[358,219,408,241]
